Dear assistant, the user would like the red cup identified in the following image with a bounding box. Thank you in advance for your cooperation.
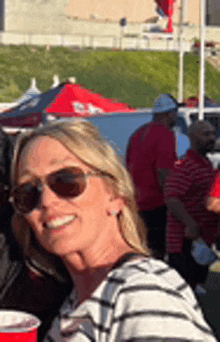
[0,310,41,341]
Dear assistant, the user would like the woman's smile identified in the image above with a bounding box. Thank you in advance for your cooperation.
[44,214,76,230]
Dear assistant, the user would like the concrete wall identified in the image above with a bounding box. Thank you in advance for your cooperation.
[4,0,199,35]
[2,0,220,45]
[185,0,200,26]
[4,0,157,34]
[0,29,192,52]
[66,0,155,23]
[5,0,73,33]
[2,0,201,36]
[66,0,201,26]
[173,24,220,43]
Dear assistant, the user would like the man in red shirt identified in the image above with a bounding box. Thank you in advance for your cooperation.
[164,120,218,290]
[126,94,181,259]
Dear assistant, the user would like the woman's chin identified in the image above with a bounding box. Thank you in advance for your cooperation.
[41,241,72,257]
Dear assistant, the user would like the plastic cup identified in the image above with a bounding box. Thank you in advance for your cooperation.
[0,310,41,341]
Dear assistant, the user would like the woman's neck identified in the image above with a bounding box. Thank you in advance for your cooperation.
[63,243,134,305]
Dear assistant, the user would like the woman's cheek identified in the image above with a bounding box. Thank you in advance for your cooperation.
[25,212,41,233]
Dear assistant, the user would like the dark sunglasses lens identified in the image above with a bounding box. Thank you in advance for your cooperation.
[48,167,87,198]
[14,183,40,214]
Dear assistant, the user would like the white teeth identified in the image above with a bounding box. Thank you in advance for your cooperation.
[46,215,76,229]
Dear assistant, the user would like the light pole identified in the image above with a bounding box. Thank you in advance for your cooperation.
[178,0,184,103]
[198,0,206,120]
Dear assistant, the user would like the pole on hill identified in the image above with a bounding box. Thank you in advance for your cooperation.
[178,0,184,103]
[199,0,206,120]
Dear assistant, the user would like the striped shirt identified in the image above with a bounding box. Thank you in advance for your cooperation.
[164,150,218,254]
[43,256,217,342]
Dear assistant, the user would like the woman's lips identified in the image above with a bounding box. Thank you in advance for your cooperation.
[44,215,76,230]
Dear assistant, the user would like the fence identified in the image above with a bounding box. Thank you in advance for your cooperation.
[0,31,192,52]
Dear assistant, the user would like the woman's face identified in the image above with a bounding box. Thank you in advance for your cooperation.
[17,136,119,258]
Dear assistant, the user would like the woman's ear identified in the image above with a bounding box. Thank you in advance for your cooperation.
[107,197,125,216]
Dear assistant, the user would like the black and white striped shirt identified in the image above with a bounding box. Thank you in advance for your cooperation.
[43,257,217,342]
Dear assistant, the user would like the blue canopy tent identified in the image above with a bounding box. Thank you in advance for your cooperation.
[0,83,66,127]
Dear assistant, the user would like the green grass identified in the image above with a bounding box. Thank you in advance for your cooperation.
[0,45,220,107]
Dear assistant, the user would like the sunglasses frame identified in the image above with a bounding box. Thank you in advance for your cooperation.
[10,166,113,214]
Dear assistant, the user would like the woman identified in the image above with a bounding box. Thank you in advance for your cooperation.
[10,119,217,342]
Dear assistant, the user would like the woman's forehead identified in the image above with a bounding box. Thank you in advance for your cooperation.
[17,136,82,174]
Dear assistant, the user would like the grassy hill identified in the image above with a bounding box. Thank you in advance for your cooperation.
[0,45,220,107]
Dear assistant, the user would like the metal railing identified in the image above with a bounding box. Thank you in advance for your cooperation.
[0,30,191,52]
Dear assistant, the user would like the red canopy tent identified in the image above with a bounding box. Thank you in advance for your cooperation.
[46,83,134,117]
[0,82,135,128]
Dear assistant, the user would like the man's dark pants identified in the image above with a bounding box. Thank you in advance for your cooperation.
[168,238,209,290]
[140,205,167,260]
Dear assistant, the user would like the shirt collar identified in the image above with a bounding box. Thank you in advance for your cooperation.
[152,121,172,131]
[186,149,212,168]
[152,121,166,127]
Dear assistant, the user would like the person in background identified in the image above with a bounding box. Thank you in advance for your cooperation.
[126,94,183,259]
[0,127,14,233]
[206,155,220,257]
[165,120,218,292]
[0,126,18,274]
[9,119,217,342]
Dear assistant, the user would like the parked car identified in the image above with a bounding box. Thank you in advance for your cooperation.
[86,107,220,168]
[3,106,220,168]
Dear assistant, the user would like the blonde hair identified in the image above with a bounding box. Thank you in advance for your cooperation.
[11,119,149,266]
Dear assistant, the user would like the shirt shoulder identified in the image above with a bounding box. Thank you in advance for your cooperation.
[130,123,170,142]
[108,258,216,342]
[171,156,195,176]
[107,257,198,310]
[112,257,194,299]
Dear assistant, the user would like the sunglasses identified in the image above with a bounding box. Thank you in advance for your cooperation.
[10,166,111,214]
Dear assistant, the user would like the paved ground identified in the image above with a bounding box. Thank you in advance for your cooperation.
[197,261,220,341]
[207,56,220,72]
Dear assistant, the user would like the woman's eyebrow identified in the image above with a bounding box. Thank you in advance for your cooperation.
[18,157,73,179]
[49,157,72,165]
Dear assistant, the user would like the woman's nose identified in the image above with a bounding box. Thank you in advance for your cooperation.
[37,182,58,209]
